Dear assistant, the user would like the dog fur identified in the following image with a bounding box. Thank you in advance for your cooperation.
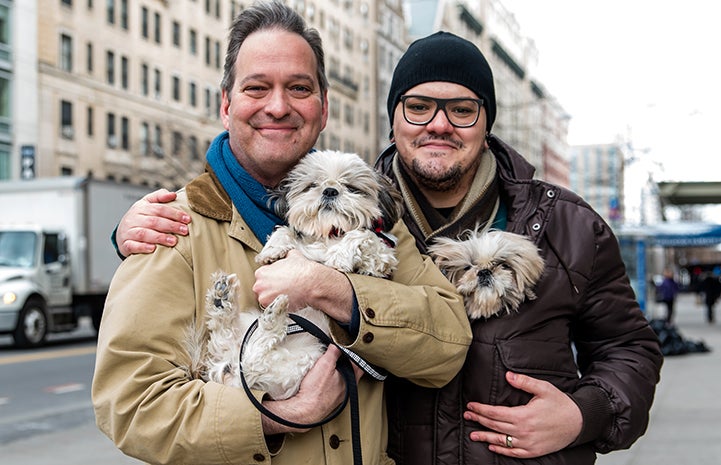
[187,150,403,400]
[427,229,545,320]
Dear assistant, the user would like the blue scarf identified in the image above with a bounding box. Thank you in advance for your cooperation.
[206,131,284,244]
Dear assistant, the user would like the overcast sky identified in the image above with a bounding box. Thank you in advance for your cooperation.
[504,0,721,183]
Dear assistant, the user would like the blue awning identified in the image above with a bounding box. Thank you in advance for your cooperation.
[619,223,721,247]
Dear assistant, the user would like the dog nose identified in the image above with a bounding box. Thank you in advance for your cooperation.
[477,269,493,287]
[322,187,339,198]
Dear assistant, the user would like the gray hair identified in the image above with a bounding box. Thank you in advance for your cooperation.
[221,1,328,97]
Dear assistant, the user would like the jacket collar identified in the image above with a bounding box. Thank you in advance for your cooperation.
[186,165,264,252]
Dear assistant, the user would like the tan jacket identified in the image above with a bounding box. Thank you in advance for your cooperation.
[92,171,471,465]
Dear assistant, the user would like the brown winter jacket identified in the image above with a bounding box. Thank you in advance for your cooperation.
[375,134,663,465]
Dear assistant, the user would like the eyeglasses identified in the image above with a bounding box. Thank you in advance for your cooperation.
[400,95,484,128]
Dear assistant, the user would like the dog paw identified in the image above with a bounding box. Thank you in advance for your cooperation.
[259,294,290,332]
[255,246,287,265]
[206,272,238,311]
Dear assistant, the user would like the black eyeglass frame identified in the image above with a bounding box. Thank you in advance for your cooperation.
[400,95,485,128]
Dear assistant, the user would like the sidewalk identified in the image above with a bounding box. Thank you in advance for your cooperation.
[597,292,721,465]
[2,294,718,464]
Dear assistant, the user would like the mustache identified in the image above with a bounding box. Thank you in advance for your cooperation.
[412,135,464,150]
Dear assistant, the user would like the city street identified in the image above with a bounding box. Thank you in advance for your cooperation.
[1,295,719,464]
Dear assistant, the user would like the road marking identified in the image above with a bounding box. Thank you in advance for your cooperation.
[0,346,96,366]
[44,383,86,394]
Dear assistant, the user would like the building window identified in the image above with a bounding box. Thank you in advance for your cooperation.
[204,87,211,116]
[121,116,129,150]
[107,112,117,147]
[106,0,115,24]
[140,122,149,156]
[61,34,73,72]
[61,100,74,139]
[0,142,9,180]
[189,29,197,55]
[173,21,181,47]
[121,55,128,89]
[204,36,211,65]
[215,90,221,119]
[141,7,149,39]
[87,106,94,137]
[153,124,163,157]
[214,40,221,69]
[231,1,240,22]
[62,0,72,6]
[154,68,161,98]
[189,135,198,160]
[86,42,93,74]
[172,131,183,155]
[120,0,128,29]
[106,50,115,85]
[141,63,149,96]
[189,82,197,107]
[172,75,181,101]
[154,12,161,44]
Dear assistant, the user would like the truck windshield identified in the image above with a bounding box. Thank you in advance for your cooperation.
[0,231,38,268]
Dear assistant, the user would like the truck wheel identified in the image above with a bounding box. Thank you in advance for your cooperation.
[13,298,48,348]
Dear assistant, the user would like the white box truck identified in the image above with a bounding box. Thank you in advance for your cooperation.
[0,177,151,347]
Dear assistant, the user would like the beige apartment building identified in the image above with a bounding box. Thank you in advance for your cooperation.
[4,0,570,188]
[7,0,381,188]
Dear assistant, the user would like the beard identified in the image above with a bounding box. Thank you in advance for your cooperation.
[408,158,464,192]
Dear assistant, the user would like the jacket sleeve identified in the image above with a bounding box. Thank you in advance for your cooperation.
[91,246,274,465]
[568,216,663,453]
[338,219,472,388]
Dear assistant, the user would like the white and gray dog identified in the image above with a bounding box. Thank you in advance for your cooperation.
[186,150,403,400]
[428,229,545,320]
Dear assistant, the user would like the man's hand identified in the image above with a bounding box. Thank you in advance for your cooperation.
[117,189,191,257]
[261,345,351,434]
[253,250,354,324]
[463,371,583,458]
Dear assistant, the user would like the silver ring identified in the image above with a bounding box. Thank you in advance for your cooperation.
[505,434,513,448]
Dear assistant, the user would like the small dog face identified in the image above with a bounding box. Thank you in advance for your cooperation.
[273,150,403,239]
[188,151,403,402]
[428,230,544,319]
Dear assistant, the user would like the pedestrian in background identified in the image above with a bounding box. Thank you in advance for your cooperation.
[699,271,721,324]
[657,268,680,324]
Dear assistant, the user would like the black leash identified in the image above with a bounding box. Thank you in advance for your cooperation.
[239,314,388,465]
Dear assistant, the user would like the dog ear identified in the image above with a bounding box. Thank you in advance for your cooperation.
[268,183,290,218]
[376,173,404,230]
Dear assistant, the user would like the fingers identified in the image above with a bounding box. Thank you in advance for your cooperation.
[140,204,191,233]
[142,188,177,204]
[505,371,548,396]
[119,240,158,256]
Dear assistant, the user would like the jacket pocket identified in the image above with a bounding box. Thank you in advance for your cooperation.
[496,338,579,379]
[489,338,580,406]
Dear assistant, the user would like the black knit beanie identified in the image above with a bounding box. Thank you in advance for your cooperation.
[387,31,496,132]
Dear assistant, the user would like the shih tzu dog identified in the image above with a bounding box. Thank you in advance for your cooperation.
[427,229,545,320]
[186,150,404,400]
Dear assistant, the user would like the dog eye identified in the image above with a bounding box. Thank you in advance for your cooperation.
[303,182,318,193]
[347,185,364,195]
[463,265,472,271]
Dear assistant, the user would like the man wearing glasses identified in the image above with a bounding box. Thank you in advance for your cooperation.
[114,31,662,464]
[375,31,661,464]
